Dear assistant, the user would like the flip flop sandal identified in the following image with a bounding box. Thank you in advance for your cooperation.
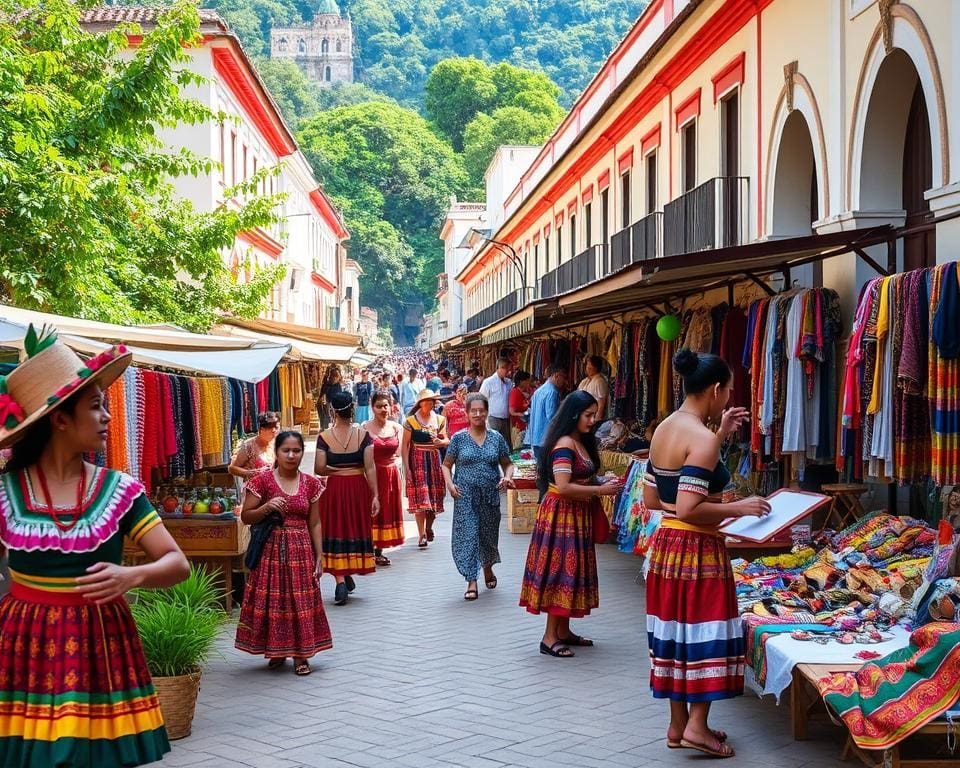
[375,555,392,566]
[560,632,594,647]
[464,589,479,601]
[679,739,734,758]
[668,730,727,748]
[267,658,286,670]
[539,641,575,658]
[294,661,311,676]
[485,577,498,589]
[418,537,428,548]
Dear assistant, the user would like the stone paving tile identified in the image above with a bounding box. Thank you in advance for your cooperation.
[167,452,857,768]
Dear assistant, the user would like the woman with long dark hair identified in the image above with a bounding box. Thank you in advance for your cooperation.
[401,390,448,548]
[228,411,280,480]
[235,431,331,676]
[519,390,622,658]
[363,390,405,565]
[0,329,189,766]
[644,349,768,758]
[315,391,380,605]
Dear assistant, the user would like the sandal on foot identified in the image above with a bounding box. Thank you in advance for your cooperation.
[375,554,391,566]
[678,739,734,758]
[485,576,497,589]
[426,529,435,542]
[418,537,428,548]
[559,632,594,647]
[267,658,286,670]
[294,661,311,676]
[464,588,479,601]
[668,729,728,749]
[334,582,348,605]
[539,641,575,658]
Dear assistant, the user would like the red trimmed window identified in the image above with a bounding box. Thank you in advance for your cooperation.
[597,169,611,191]
[641,125,661,156]
[674,88,702,130]
[618,147,634,175]
[712,52,746,103]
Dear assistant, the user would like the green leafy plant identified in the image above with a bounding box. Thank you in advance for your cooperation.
[130,566,227,678]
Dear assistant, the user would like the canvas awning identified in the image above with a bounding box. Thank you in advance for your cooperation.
[0,319,289,383]
[217,316,362,347]
[212,324,357,363]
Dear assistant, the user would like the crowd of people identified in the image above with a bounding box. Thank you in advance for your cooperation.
[0,331,770,765]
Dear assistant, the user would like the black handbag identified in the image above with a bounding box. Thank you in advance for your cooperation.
[244,511,283,570]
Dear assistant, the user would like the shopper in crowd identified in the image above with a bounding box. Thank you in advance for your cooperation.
[319,367,344,430]
[479,357,514,448]
[443,383,469,437]
[236,431,331,676]
[644,349,766,759]
[228,411,280,481]
[509,370,533,447]
[363,390,405,566]
[519,390,622,657]
[439,369,455,398]
[400,367,422,414]
[426,370,442,394]
[441,394,515,601]
[402,389,448,547]
[527,365,568,500]
[389,374,403,420]
[463,367,480,393]
[0,331,189,766]
[315,392,380,606]
[354,370,374,424]
[578,355,609,421]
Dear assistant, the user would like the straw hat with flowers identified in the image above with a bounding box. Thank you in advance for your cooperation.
[0,325,132,449]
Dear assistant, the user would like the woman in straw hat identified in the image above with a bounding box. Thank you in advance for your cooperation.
[401,389,448,548]
[0,326,189,767]
[315,391,380,606]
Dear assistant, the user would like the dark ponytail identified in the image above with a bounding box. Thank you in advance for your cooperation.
[673,349,732,395]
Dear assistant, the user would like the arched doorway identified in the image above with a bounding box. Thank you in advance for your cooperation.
[771,111,818,237]
[858,49,935,268]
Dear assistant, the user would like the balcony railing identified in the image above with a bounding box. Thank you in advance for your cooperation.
[663,176,749,257]
[608,211,663,275]
[540,244,606,298]
[465,290,521,332]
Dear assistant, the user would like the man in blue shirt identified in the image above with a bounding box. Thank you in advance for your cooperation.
[400,367,422,415]
[526,365,568,500]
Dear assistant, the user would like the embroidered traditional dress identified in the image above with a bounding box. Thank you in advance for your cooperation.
[0,467,170,768]
[370,430,405,549]
[235,471,332,659]
[644,461,744,703]
[404,414,446,514]
[317,429,376,575]
[519,448,601,617]
[446,430,509,582]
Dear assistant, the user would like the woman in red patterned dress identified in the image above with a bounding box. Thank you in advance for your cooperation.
[235,431,331,676]
[402,390,448,548]
[519,391,623,658]
[364,390,405,565]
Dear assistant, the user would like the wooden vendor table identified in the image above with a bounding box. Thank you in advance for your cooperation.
[125,517,249,612]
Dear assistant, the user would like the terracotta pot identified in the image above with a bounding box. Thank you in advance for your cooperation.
[152,670,202,740]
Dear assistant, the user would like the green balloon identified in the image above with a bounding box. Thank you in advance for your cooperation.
[656,314,682,342]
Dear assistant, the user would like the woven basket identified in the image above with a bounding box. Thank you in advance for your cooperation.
[152,671,202,740]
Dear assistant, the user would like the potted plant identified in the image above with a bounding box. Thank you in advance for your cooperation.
[130,566,227,739]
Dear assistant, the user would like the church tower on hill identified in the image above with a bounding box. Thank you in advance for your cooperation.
[269,0,354,87]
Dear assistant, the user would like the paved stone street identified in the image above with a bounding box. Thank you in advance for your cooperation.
[169,457,851,768]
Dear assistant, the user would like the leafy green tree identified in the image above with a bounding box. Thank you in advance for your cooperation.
[298,101,468,337]
[462,106,556,189]
[316,81,394,111]
[0,0,284,332]
[254,58,321,129]
[424,57,497,150]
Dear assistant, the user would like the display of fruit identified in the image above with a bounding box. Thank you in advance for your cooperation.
[194,500,210,515]
[162,496,179,514]
[209,500,223,515]
[181,500,194,514]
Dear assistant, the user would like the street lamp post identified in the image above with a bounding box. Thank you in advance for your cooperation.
[473,231,529,305]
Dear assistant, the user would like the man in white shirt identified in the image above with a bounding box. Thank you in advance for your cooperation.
[578,355,609,421]
[479,357,514,448]
[400,367,423,415]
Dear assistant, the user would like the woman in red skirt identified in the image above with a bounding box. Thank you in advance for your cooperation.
[363,390,405,565]
[401,389,448,548]
[235,431,331,676]
[315,391,380,605]
[519,390,622,658]
[0,329,190,767]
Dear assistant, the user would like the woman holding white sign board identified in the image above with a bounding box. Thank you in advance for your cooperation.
[643,349,770,759]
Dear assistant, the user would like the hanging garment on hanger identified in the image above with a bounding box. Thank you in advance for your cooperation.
[929,263,960,486]
[896,268,931,483]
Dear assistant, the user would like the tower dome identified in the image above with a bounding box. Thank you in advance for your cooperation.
[316,0,340,16]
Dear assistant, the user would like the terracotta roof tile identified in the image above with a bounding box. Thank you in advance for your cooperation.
[79,6,227,29]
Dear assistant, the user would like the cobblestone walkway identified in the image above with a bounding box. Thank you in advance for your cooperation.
[167,484,850,767]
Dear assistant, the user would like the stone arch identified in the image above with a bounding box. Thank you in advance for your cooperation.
[765,71,829,236]
[297,38,306,54]
[847,4,948,210]
[335,39,342,52]
[278,36,288,52]
[324,66,332,82]
[321,38,329,53]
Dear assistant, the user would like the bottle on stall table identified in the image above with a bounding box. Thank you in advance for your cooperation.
[181,489,196,515]
[210,487,224,515]
[194,487,210,515]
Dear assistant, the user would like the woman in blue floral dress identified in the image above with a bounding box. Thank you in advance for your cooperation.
[441,394,515,600]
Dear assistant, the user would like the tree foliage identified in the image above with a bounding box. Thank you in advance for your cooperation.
[297,102,468,337]
[0,0,284,331]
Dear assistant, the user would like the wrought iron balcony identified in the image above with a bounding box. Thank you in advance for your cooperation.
[663,176,749,257]
[539,244,606,299]
[608,211,663,274]
[465,290,521,332]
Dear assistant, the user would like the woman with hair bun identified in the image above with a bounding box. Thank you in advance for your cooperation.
[519,390,623,657]
[643,348,770,759]
[363,390,405,565]
[315,391,380,606]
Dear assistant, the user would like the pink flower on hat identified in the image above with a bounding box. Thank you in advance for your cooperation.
[0,394,25,429]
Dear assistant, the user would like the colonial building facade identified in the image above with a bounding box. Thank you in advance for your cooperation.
[82,7,353,332]
[452,0,957,349]
[270,0,354,87]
